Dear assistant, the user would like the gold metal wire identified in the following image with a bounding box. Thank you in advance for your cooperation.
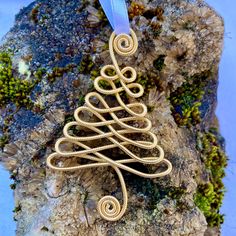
[46,29,172,221]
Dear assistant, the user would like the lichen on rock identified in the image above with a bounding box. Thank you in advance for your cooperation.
[0,0,225,235]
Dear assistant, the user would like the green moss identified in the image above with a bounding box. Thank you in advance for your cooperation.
[64,113,75,124]
[168,187,186,199]
[10,183,16,190]
[169,71,211,127]
[194,130,227,227]
[13,204,21,213]
[98,67,117,89]
[167,186,190,212]
[39,169,46,177]
[0,134,9,149]
[78,55,95,74]
[0,52,45,149]
[136,72,157,95]
[195,183,224,227]
[97,6,108,23]
[153,55,165,71]
[102,42,109,51]
[90,69,100,80]
[126,174,164,209]
[128,179,189,212]
[90,67,116,90]
[35,67,46,80]
[78,95,85,106]
[0,51,35,108]
[47,64,76,82]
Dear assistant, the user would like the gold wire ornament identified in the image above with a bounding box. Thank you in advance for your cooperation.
[46,29,172,221]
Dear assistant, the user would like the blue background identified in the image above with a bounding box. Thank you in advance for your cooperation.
[0,0,236,235]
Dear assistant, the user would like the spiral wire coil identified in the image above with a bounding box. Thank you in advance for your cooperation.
[46,29,172,221]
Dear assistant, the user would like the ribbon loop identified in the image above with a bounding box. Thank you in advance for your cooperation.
[99,0,130,34]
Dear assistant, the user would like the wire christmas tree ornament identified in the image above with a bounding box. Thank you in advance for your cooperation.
[46,29,172,221]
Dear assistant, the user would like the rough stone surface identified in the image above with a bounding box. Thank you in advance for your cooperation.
[0,0,224,235]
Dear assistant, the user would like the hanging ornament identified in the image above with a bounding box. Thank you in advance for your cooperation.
[46,0,172,221]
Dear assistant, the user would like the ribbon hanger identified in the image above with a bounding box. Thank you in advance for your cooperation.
[99,0,130,34]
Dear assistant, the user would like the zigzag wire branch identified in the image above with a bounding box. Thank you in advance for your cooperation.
[46,29,172,221]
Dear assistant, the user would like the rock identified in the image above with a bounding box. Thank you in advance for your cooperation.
[0,0,225,235]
